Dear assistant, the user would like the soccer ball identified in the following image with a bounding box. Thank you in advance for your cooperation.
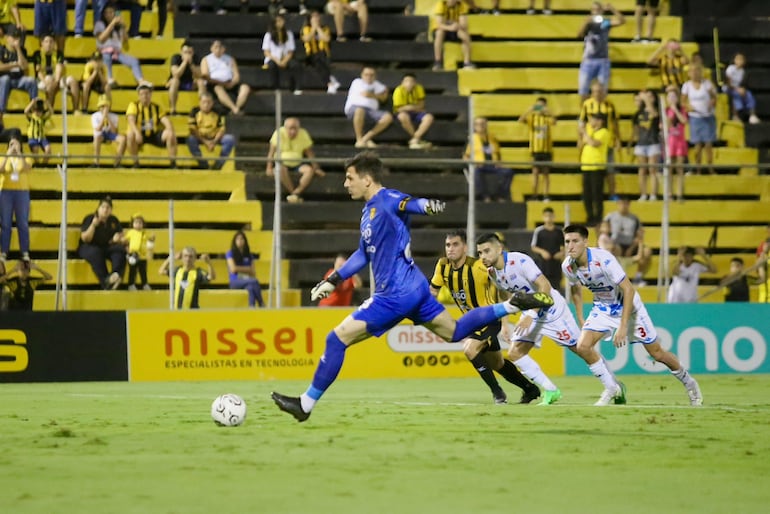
[211,394,247,427]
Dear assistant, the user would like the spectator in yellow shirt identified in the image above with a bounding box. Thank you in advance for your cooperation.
[266,117,325,203]
[80,51,111,112]
[122,212,154,291]
[433,0,473,70]
[464,117,513,203]
[392,73,434,149]
[0,134,33,262]
[580,112,609,225]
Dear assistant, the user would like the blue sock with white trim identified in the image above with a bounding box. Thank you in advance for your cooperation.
[301,331,347,411]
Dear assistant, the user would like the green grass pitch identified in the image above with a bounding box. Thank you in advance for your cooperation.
[2,375,769,514]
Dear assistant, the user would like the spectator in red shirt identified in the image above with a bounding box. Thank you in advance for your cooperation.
[318,254,362,307]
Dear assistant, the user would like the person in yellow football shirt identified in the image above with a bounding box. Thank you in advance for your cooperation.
[159,247,215,310]
[123,213,154,291]
[392,73,434,149]
[266,117,325,203]
[432,0,473,70]
[580,112,609,225]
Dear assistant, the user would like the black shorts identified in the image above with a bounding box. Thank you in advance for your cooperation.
[532,152,553,163]
[143,131,165,147]
[636,0,660,7]
[470,320,502,352]
[433,29,460,42]
[83,78,105,94]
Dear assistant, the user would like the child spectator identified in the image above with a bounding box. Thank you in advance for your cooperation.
[665,86,688,202]
[31,33,80,113]
[123,213,154,291]
[0,134,32,262]
[392,73,434,149]
[159,247,215,309]
[518,97,555,201]
[723,257,750,302]
[81,51,112,112]
[631,90,661,201]
[725,53,760,124]
[225,230,264,308]
[318,254,362,307]
[3,259,52,310]
[92,95,126,167]
[24,97,52,163]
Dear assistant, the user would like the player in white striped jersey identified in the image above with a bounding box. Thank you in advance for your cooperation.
[562,225,703,406]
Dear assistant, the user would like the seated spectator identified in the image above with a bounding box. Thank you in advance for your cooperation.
[74,0,107,38]
[665,86,688,202]
[24,97,52,163]
[463,117,513,203]
[3,259,52,310]
[518,96,556,201]
[94,5,146,86]
[318,254,362,307]
[631,89,661,201]
[596,219,616,254]
[0,0,24,45]
[681,64,716,175]
[527,0,551,15]
[159,247,215,310]
[0,27,37,128]
[604,197,651,285]
[187,92,235,170]
[0,134,31,262]
[344,66,392,148]
[724,53,760,124]
[191,0,228,15]
[201,39,251,116]
[92,95,127,167]
[31,34,80,113]
[262,10,301,94]
[167,41,206,115]
[266,117,324,203]
[34,0,67,52]
[77,196,125,289]
[226,230,264,308]
[392,73,434,149]
[80,51,112,112]
[126,83,177,167]
[722,257,750,302]
[647,38,688,91]
[301,10,340,94]
[668,246,716,303]
[327,0,370,42]
[432,0,473,71]
[122,213,154,291]
[577,2,624,101]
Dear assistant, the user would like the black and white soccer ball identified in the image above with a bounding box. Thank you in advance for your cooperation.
[211,394,247,427]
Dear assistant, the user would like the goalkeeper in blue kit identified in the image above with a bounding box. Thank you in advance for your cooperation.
[272,152,553,422]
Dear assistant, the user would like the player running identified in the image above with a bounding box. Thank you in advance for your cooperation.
[271,152,553,422]
[562,224,703,406]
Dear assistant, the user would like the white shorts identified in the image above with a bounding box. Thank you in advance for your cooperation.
[327,0,358,14]
[511,310,581,348]
[582,303,657,344]
[634,144,661,158]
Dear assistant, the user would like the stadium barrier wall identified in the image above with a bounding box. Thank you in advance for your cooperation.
[0,312,128,382]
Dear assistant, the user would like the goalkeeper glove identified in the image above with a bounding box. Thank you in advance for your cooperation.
[310,271,342,301]
[425,199,446,216]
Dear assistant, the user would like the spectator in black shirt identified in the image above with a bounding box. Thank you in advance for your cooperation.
[78,196,126,289]
[530,206,564,292]
[723,257,750,302]
[0,27,37,127]
[4,259,52,310]
[166,41,206,115]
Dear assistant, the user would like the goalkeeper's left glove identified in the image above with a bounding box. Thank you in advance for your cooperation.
[310,271,342,301]
[425,199,446,216]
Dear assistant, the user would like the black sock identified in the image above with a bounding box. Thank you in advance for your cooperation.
[470,354,503,394]
[497,360,535,391]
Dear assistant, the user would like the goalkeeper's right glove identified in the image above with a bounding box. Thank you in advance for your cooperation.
[310,271,342,301]
[425,199,446,216]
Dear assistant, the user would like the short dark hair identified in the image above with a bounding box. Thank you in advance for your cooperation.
[563,224,589,239]
[731,257,745,266]
[682,246,695,256]
[543,207,554,214]
[99,195,113,208]
[536,96,547,104]
[476,232,502,246]
[344,151,383,183]
[402,72,417,80]
[445,229,467,243]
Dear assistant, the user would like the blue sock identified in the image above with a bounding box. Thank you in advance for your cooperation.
[452,305,506,341]
[306,331,347,400]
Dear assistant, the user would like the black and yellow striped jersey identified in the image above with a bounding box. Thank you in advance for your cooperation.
[658,54,687,89]
[188,107,224,140]
[579,97,618,144]
[26,111,51,140]
[126,101,165,137]
[301,25,331,56]
[430,255,496,313]
[433,0,469,23]
[526,111,555,154]
[31,50,65,76]
[173,267,209,309]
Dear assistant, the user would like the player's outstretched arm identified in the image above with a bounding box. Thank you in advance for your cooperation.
[403,197,446,216]
[311,248,368,301]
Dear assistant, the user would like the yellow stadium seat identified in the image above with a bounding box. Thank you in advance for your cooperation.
[458,68,661,94]
[473,93,640,118]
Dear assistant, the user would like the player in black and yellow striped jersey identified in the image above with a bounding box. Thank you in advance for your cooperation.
[432,0,473,70]
[126,83,177,167]
[24,98,52,163]
[301,11,340,93]
[31,34,81,112]
[647,39,689,90]
[159,247,215,309]
[429,229,540,404]
[578,81,621,199]
[519,97,556,201]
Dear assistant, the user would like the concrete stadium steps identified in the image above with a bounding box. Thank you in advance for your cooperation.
[511,174,770,202]
[175,0,410,13]
[489,119,634,143]
[473,93,640,118]
[29,199,262,229]
[416,0,641,14]
[29,168,245,198]
[466,14,683,40]
[31,258,286,288]
[19,11,159,40]
[641,254,760,281]
[32,289,303,310]
[23,35,178,61]
[6,90,200,115]
[6,111,197,137]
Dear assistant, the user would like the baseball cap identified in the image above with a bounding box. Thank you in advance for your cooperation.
[96,95,110,108]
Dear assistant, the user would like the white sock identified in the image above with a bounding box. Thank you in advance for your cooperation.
[671,368,695,388]
[502,302,520,315]
[299,393,316,413]
[589,360,620,390]
[514,355,557,391]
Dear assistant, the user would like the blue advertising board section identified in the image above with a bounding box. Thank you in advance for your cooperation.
[565,304,770,375]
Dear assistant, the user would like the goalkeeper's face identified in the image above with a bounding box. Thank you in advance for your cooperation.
[344,167,369,200]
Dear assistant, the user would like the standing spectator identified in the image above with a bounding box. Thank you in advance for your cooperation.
[530,207,563,292]
[74,0,107,38]
[262,10,301,94]
[633,0,658,43]
[665,86,688,201]
[94,5,147,86]
[225,230,264,308]
[201,39,251,116]
[3,260,51,310]
[518,96,555,201]
[648,39,688,91]
[577,2,624,102]
[80,51,112,112]
[344,66,392,148]
[159,247,215,310]
[318,253,362,307]
[0,27,37,128]
[31,34,80,113]
[187,92,235,170]
[596,219,616,254]
[301,10,340,94]
[463,116,513,203]
[33,0,67,51]
[578,81,620,200]
[147,0,168,38]
[604,197,651,285]
[681,64,716,174]
[24,98,52,163]
[432,0,473,71]
[527,0,552,15]
[0,134,31,262]
[77,196,125,289]
[115,0,143,39]
[122,213,153,291]
[327,0,370,42]
[0,0,24,44]
[631,89,661,201]
[166,42,206,116]
[392,73,434,149]
[668,246,716,303]
[580,112,608,225]
[126,83,177,167]
[92,95,127,167]
[266,117,325,203]
[722,257,750,303]
[755,228,770,303]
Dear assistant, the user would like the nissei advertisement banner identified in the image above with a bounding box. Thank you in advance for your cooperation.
[565,304,770,375]
[127,309,564,382]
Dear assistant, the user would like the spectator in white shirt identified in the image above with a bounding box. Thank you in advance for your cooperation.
[668,246,716,303]
[201,39,251,115]
[343,66,392,148]
[91,95,126,167]
[681,65,716,174]
[262,11,301,94]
